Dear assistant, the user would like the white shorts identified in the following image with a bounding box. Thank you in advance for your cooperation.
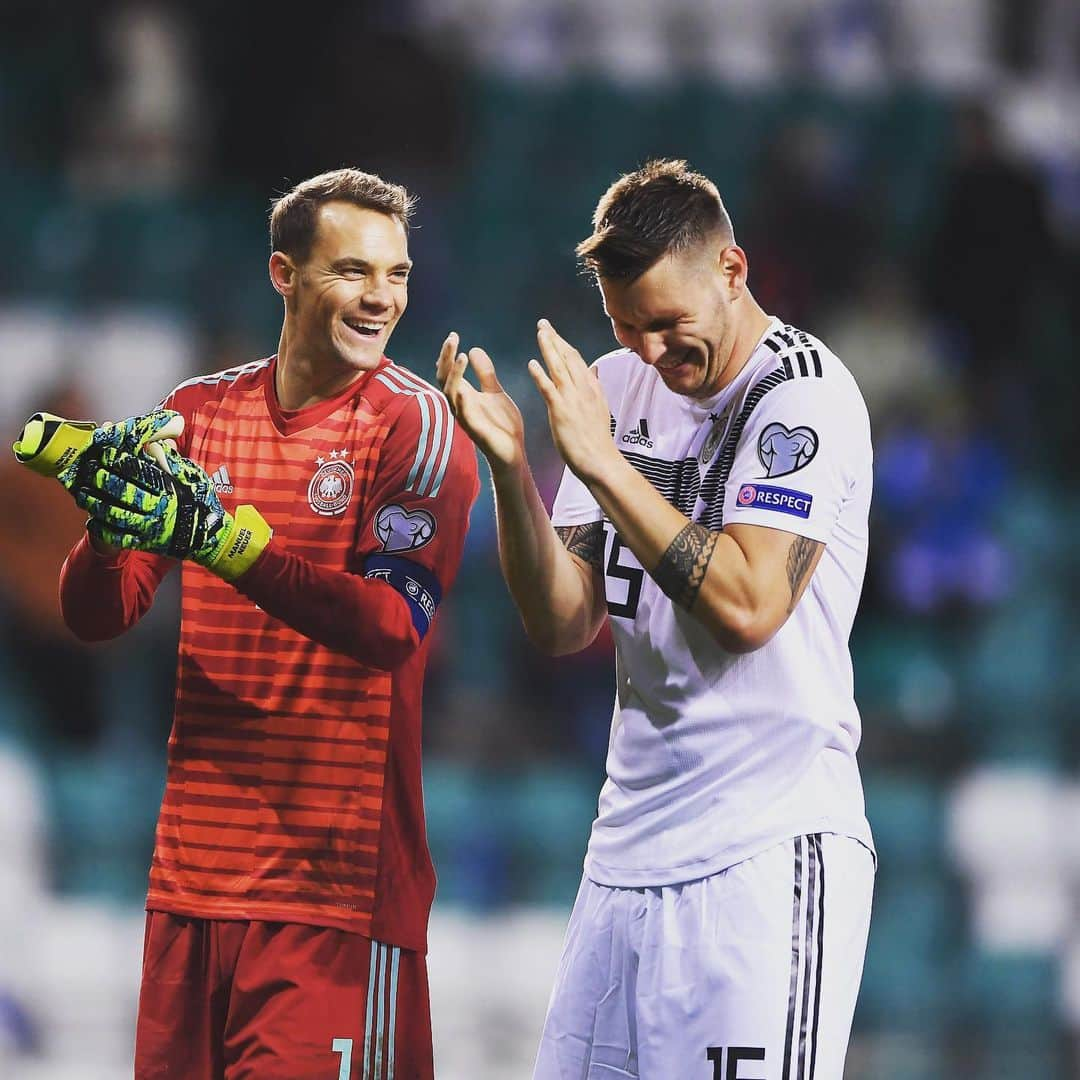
[533,833,874,1080]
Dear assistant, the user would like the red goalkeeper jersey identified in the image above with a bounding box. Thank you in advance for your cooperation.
[59,356,479,951]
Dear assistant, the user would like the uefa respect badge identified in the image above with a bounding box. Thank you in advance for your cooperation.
[736,483,813,519]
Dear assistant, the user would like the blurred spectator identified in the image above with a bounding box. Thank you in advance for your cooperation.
[925,102,1057,438]
[825,261,951,423]
[873,390,1013,614]
[0,383,106,746]
[744,119,874,327]
[69,3,202,193]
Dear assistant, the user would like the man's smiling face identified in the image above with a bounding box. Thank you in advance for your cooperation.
[290,200,411,372]
[599,241,740,400]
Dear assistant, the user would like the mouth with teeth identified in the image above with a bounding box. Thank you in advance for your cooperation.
[657,349,696,376]
[343,317,387,341]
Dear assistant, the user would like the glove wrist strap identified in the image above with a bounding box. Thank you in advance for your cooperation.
[206,505,272,582]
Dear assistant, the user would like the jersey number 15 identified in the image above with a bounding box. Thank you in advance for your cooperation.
[605,531,644,619]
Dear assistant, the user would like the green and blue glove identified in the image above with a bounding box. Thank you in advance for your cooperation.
[12,408,184,482]
[72,443,271,581]
[13,409,270,581]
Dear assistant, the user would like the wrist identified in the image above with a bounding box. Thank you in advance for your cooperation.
[487,454,529,488]
[570,442,624,489]
[206,505,273,582]
[87,531,124,560]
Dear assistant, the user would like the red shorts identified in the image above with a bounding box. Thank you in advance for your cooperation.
[134,911,433,1080]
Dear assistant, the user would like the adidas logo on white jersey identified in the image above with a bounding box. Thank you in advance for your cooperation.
[210,465,234,495]
[621,418,654,448]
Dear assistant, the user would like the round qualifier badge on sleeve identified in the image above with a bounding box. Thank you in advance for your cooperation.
[757,423,818,478]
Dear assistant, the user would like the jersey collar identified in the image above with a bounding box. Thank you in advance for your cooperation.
[263,355,390,436]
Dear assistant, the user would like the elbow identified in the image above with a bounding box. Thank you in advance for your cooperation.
[61,613,119,644]
[354,627,422,671]
[708,605,780,655]
[521,617,590,658]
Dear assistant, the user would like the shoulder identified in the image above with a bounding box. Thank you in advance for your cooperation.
[591,347,636,391]
[370,361,477,498]
[160,357,273,414]
[752,323,868,419]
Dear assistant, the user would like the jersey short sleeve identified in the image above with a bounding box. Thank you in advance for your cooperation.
[551,463,603,527]
[723,370,870,545]
[354,393,480,640]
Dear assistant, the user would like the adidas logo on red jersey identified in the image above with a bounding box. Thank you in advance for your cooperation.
[210,465,234,495]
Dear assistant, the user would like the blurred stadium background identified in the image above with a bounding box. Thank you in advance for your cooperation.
[0,1,1078,1076]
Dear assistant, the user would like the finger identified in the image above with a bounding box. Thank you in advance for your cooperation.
[132,410,185,452]
[97,448,171,494]
[442,352,474,414]
[143,440,171,472]
[468,348,504,394]
[75,485,149,525]
[536,321,573,388]
[538,318,589,382]
[527,358,557,402]
[435,331,460,388]
[87,516,141,551]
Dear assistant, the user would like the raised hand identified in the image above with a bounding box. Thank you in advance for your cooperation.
[529,319,618,482]
[436,331,526,475]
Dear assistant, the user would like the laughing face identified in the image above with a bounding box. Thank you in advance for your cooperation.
[284,200,411,373]
[599,241,744,400]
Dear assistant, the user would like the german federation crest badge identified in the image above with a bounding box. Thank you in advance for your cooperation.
[308,450,355,516]
[699,406,732,465]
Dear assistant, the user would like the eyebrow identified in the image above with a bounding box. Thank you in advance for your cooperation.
[611,312,684,332]
[331,257,413,272]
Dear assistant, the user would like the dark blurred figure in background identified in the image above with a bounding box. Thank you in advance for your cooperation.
[926,101,1057,437]
[0,382,104,746]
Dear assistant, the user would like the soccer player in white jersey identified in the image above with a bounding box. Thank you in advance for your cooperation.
[438,159,875,1079]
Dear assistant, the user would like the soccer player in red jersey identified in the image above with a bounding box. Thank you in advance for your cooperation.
[56,169,479,1079]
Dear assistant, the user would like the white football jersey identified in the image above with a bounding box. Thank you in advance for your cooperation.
[552,318,875,886]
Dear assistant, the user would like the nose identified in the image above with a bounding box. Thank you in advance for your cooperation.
[361,276,393,310]
[637,332,666,367]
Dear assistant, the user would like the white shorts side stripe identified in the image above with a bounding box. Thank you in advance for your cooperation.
[807,834,826,1079]
[374,943,388,1079]
[363,939,379,1080]
[387,946,401,1080]
[783,836,803,1078]
[784,834,826,1080]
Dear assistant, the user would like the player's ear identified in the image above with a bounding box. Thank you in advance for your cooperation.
[269,251,297,297]
[719,244,748,298]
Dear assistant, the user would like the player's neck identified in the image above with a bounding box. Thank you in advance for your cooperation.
[713,296,774,396]
[275,326,369,411]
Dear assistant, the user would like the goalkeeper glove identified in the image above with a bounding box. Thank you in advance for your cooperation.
[70,443,271,582]
[12,408,185,482]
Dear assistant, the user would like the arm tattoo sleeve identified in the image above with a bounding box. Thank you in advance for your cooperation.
[786,535,823,613]
[652,522,719,610]
[555,523,605,573]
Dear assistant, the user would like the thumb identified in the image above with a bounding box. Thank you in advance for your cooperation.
[468,348,504,393]
[132,410,185,452]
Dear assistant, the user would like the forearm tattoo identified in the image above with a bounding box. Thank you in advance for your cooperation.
[786,536,822,613]
[653,522,719,610]
[555,523,605,573]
